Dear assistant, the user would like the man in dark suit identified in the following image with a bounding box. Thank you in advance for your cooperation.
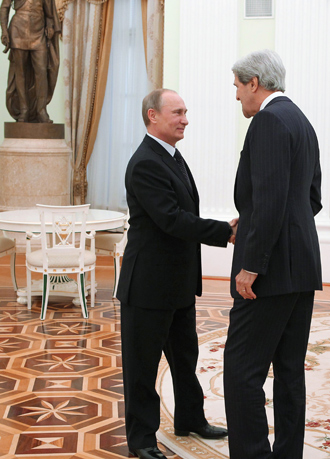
[117,88,237,459]
[224,49,322,459]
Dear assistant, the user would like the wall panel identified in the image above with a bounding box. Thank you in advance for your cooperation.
[179,0,238,219]
[276,0,330,280]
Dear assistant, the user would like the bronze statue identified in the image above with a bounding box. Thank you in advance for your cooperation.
[0,0,61,123]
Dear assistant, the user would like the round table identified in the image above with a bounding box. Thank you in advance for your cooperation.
[0,208,126,233]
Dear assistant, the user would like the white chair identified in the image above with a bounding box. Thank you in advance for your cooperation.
[25,204,96,320]
[0,233,17,291]
[87,213,128,298]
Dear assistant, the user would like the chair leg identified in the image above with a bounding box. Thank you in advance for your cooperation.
[40,274,50,320]
[113,255,121,298]
[10,251,18,291]
[27,268,32,310]
[78,273,89,319]
[90,269,95,308]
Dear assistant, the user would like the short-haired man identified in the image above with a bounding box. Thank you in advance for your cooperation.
[224,49,322,459]
[117,89,236,459]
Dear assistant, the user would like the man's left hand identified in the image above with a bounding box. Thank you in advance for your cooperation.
[235,269,258,299]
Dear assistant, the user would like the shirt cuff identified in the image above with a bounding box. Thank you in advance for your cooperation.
[244,269,258,275]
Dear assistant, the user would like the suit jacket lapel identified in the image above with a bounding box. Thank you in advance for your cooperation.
[143,135,198,201]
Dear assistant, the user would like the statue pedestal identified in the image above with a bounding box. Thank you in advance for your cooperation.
[0,123,72,210]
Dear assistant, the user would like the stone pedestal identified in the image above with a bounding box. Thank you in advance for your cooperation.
[0,122,72,210]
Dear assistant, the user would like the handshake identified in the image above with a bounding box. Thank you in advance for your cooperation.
[228,218,239,244]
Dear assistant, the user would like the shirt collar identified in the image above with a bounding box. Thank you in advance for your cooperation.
[147,133,176,157]
[260,92,284,111]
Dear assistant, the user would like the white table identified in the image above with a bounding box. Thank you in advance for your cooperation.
[0,208,126,305]
[0,208,126,233]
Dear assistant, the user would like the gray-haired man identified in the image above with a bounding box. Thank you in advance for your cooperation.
[224,49,322,459]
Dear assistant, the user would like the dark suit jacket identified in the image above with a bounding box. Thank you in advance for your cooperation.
[231,96,322,298]
[117,135,232,309]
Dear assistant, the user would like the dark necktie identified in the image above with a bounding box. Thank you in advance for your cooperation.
[174,149,192,191]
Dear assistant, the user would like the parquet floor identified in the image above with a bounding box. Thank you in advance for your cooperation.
[0,254,329,459]
[0,254,180,459]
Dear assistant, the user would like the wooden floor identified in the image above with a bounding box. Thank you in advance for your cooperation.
[0,253,329,458]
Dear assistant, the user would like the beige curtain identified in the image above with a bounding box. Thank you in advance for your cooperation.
[85,0,115,168]
[142,0,164,90]
[61,0,114,204]
[59,0,161,204]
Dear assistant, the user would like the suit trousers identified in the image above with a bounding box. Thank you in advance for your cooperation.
[120,302,207,450]
[224,291,314,459]
[12,48,48,113]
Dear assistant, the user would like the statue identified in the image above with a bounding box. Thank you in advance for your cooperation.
[0,0,61,123]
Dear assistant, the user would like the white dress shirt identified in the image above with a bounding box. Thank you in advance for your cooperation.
[147,133,176,157]
[260,91,284,111]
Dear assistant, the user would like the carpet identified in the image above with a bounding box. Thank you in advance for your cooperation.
[156,309,330,459]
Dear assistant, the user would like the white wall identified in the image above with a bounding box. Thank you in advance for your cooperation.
[275,0,330,283]
[0,45,14,143]
[178,0,239,278]
[163,0,180,92]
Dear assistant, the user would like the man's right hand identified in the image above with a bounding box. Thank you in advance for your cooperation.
[228,218,239,244]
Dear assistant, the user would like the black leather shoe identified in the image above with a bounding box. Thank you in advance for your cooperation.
[129,447,167,459]
[174,422,228,439]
